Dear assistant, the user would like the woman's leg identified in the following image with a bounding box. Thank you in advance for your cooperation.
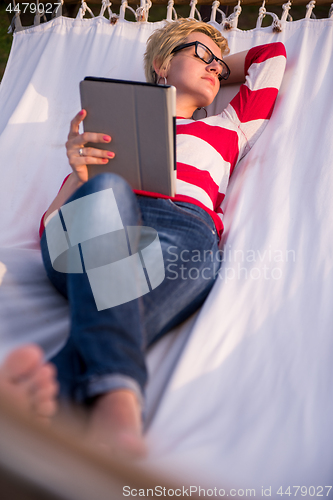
[137,198,221,346]
[85,196,220,453]
[41,177,220,452]
[41,173,146,406]
[41,173,148,453]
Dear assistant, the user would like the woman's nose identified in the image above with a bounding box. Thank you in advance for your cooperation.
[206,59,220,74]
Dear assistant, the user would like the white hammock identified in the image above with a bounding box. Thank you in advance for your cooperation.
[0,2,333,491]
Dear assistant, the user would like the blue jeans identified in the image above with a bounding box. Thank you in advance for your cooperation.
[41,173,221,405]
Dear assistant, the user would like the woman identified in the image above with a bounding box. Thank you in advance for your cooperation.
[37,19,286,453]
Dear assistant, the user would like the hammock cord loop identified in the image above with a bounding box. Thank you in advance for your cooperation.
[119,0,137,20]
[55,0,64,18]
[256,0,283,32]
[189,0,202,21]
[76,0,95,19]
[305,0,316,18]
[136,0,152,22]
[99,0,115,19]
[223,0,242,30]
[34,0,48,26]
[329,3,333,17]
[8,0,23,33]
[167,0,178,21]
[281,0,292,22]
[210,0,222,23]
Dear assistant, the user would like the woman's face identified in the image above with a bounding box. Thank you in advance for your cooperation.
[164,32,222,116]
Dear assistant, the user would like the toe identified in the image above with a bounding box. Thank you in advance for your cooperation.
[33,379,59,402]
[30,364,59,418]
[1,345,44,383]
[29,364,57,394]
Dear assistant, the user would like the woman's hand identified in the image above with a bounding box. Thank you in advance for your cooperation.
[66,109,115,183]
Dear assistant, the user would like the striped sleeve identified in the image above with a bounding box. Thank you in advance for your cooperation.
[222,42,287,160]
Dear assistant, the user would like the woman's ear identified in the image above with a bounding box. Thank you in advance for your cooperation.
[153,59,167,80]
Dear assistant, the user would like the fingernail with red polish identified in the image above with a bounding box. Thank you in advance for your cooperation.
[103,135,111,142]
[107,152,115,158]
[102,158,109,163]
[79,110,85,116]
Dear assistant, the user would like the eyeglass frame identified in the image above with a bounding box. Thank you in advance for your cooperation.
[170,41,230,82]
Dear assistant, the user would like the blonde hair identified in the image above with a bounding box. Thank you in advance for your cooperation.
[144,19,229,84]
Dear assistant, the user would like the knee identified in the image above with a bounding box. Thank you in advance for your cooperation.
[62,173,140,228]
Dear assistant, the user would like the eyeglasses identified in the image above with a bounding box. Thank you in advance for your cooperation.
[171,41,230,81]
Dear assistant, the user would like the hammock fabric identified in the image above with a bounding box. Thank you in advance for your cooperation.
[0,7,333,490]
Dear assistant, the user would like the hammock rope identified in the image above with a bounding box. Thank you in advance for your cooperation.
[76,0,95,19]
[136,0,153,23]
[99,0,114,19]
[7,0,22,33]
[281,1,293,22]
[305,0,317,18]
[5,0,333,34]
[56,0,64,17]
[209,0,242,30]
[166,0,178,21]
[189,0,202,21]
[33,0,46,25]
[256,0,283,32]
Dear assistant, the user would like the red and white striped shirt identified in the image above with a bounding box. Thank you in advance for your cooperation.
[40,43,286,239]
[171,42,287,237]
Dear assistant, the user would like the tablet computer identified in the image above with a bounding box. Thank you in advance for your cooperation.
[80,77,177,197]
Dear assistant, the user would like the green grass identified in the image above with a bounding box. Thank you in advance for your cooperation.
[0,0,331,81]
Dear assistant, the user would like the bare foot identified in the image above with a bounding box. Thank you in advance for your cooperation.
[0,345,58,421]
[88,389,146,458]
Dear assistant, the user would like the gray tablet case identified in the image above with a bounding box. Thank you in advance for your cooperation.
[80,77,177,197]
